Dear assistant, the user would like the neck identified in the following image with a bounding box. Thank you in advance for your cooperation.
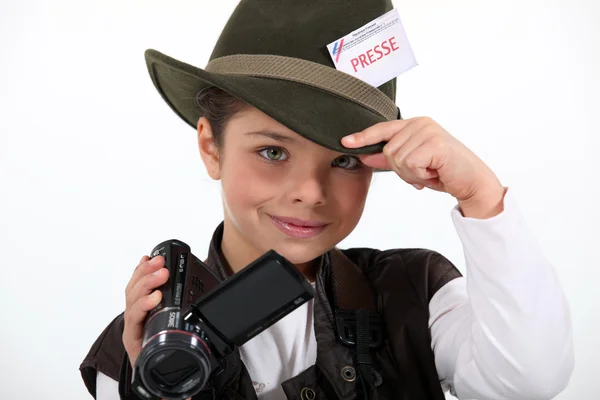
[295,259,318,283]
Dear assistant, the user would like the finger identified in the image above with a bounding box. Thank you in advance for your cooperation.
[408,169,440,187]
[372,126,429,186]
[422,168,440,180]
[127,267,169,309]
[412,177,444,191]
[126,255,164,295]
[402,144,445,187]
[383,124,428,166]
[358,136,439,176]
[360,149,438,184]
[358,153,390,170]
[341,118,418,148]
[357,120,425,169]
[126,255,152,294]
[124,290,163,343]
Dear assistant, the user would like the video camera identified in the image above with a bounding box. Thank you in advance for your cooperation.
[131,239,315,399]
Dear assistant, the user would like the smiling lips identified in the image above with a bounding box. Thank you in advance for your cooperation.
[269,215,329,238]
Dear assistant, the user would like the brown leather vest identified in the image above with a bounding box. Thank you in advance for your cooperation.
[80,222,461,399]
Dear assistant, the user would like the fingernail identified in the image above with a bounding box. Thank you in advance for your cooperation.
[150,256,161,264]
[342,134,356,144]
[412,184,424,190]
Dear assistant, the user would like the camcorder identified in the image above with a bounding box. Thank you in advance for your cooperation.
[131,239,315,400]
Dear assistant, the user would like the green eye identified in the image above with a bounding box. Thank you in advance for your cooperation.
[259,147,287,161]
[333,155,359,169]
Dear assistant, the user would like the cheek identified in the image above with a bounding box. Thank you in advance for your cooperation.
[220,154,278,214]
[331,175,371,224]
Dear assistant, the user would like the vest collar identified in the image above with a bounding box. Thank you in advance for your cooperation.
[202,222,364,399]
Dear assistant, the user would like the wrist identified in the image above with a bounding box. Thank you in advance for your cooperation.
[458,183,507,219]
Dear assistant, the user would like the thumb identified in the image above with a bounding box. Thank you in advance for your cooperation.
[421,177,445,192]
[359,153,391,170]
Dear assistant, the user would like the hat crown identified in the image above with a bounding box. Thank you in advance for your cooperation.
[209,0,396,98]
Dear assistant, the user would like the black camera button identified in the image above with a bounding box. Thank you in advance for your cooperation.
[300,387,316,400]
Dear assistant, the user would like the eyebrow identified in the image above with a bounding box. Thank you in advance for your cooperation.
[243,129,298,143]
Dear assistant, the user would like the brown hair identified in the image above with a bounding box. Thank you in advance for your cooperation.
[195,86,248,149]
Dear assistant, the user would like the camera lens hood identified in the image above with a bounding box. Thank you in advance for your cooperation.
[136,330,212,399]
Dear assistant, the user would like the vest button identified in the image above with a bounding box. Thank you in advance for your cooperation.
[300,387,316,400]
[341,366,356,382]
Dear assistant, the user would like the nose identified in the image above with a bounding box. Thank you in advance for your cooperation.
[286,167,328,207]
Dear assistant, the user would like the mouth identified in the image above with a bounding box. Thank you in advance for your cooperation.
[268,215,329,239]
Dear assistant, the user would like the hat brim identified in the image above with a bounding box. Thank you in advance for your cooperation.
[145,49,394,169]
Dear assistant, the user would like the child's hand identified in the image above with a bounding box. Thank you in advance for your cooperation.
[122,257,192,399]
[122,255,169,367]
[341,116,506,219]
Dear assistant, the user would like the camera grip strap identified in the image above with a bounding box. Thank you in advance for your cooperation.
[118,352,140,400]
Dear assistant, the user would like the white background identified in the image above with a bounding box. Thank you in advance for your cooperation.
[1,0,598,398]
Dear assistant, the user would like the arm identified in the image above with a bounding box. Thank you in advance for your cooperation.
[429,188,574,399]
[96,371,192,400]
[96,371,120,400]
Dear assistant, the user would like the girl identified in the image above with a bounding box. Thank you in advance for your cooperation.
[80,1,574,399]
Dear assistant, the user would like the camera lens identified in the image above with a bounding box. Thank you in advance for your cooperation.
[136,330,212,399]
[150,350,199,387]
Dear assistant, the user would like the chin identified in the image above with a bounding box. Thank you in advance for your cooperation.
[267,240,331,265]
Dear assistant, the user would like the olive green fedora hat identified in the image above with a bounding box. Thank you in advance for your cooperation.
[144,0,402,155]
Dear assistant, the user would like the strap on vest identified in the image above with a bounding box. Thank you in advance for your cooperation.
[356,309,375,399]
[329,249,383,400]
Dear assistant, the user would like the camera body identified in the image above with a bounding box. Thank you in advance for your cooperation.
[131,239,315,400]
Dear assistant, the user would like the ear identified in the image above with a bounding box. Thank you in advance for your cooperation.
[197,116,221,180]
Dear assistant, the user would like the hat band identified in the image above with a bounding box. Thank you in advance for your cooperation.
[204,54,398,120]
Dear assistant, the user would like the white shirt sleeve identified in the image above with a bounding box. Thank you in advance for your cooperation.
[96,371,120,400]
[429,188,575,399]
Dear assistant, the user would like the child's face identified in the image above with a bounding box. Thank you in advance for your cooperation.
[198,105,373,268]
